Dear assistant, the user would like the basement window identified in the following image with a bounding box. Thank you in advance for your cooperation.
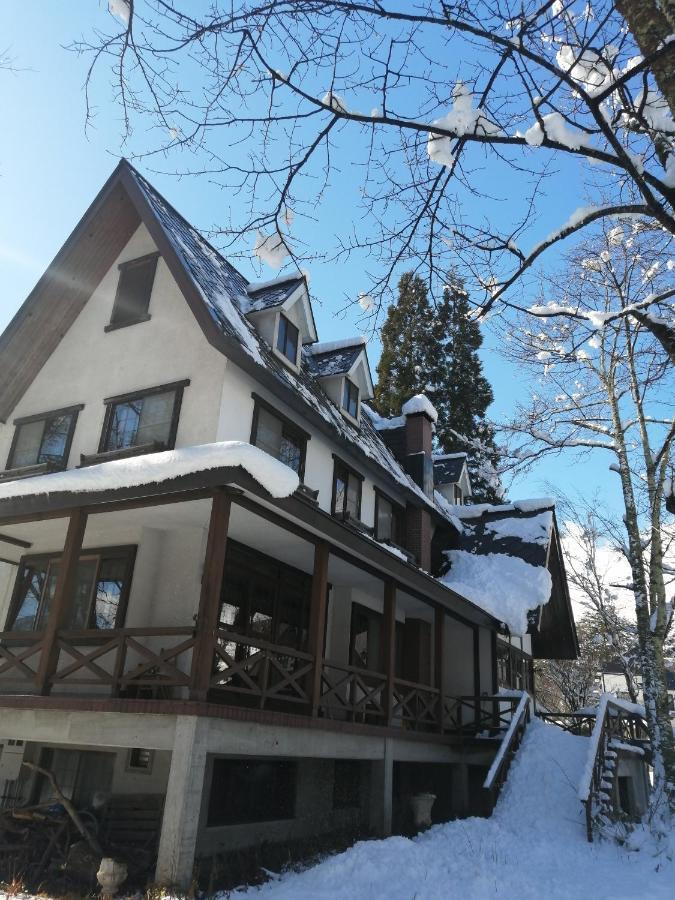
[127,748,154,772]
[107,253,159,330]
[207,759,296,826]
[276,313,300,365]
[333,760,361,810]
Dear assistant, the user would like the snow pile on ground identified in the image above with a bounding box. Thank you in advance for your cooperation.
[0,441,300,501]
[439,549,552,634]
[227,720,675,899]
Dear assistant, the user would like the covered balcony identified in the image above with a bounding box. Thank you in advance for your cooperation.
[0,457,510,741]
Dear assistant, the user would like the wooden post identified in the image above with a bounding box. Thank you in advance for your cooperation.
[382,580,396,726]
[308,540,329,716]
[35,508,88,695]
[190,489,231,701]
[473,626,481,730]
[434,606,445,732]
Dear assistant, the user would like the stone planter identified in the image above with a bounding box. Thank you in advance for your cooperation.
[97,857,128,900]
[410,792,436,829]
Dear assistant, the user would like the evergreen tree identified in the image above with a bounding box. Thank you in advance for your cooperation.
[374,271,502,503]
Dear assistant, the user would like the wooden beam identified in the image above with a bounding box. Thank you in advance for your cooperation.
[490,630,498,695]
[473,626,481,730]
[434,606,445,732]
[307,541,329,716]
[190,490,231,701]
[382,580,397,726]
[0,532,31,549]
[35,509,88,694]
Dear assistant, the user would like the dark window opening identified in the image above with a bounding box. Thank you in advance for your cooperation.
[350,603,382,671]
[276,314,299,364]
[7,408,81,472]
[109,253,158,328]
[453,484,463,505]
[207,758,296,826]
[374,492,404,546]
[332,460,362,520]
[333,760,362,810]
[127,748,153,771]
[32,748,114,809]
[251,401,307,477]
[342,378,360,419]
[7,546,136,633]
[100,382,187,454]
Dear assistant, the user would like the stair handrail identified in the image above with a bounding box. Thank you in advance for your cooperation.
[483,690,531,795]
[578,693,649,842]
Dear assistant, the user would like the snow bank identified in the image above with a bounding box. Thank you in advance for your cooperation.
[440,550,552,634]
[226,720,675,900]
[401,394,438,422]
[0,442,300,501]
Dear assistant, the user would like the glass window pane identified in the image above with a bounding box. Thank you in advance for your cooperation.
[92,557,126,629]
[111,257,157,325]
[255,408,283,458]
[346,477,360,518]
[334,472,346,515]
[64,560,98,630]
[39,415,71,464]
[36,564,60,629]
[136,391,175,446]
[11,420,44,468]
[377,497,393,542]
[107,400,141,450]
[279,433,302,473]
[11,561,49,631]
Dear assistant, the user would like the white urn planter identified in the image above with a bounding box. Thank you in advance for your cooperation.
[97,857,128,900]
[410,792,436,830]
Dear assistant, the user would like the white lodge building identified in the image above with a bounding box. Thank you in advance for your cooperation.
[0,162,577,888]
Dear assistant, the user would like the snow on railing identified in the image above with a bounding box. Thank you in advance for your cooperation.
[483,690,530,792]
[578,694,610,803]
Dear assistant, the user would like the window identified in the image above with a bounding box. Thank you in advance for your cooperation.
[99,381,188,455]
[350,603,382,670]
[7,546,136,632]
[332,459,362,520]
[342,378,360,419]
[250,396,308,477]
[453,484,463,505]
[108,253,159,329]
[207,759,296,826]
[374,491,404,545]
[6,406,82,472]
[333,760,362,810]
[276,314,299,364]
[127,748,154,772]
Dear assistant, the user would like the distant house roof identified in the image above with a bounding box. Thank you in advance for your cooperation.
[245,275,306,313]
[433,453,467,486]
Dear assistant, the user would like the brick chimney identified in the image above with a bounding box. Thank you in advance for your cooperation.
[401,396,436,571]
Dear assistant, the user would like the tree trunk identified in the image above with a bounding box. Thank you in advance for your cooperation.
[615,0,675,121]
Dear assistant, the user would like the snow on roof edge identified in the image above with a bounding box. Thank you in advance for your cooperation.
[0,441,300,502]
[307,336,367,356]
[402,394,438,423]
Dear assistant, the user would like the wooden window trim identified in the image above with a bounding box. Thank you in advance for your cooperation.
[331,455,363,521]
[6,405,84,473]
[250,393,310,482]
[108,252,160,330]
[373,488,405,547]
[98,380,190,455]
[6,544,137,634]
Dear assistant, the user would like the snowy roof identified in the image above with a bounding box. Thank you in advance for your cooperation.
[305,343,365,378]
[458,505,555,568]
[244,275,305,313]
[433,454,467,485]
[401,394,438,423]
[125,166,431,509]
[0,441,300,502]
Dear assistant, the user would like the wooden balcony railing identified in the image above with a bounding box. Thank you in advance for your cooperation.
[392,678,441,731]
[318,659,387,722]
[442,694,522,735]
[209,628,313,708]
[0,627,195,697]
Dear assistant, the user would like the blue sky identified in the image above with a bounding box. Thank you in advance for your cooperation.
[0,2,623,511]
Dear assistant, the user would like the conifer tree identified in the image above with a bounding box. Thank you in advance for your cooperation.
[374,271,502,504]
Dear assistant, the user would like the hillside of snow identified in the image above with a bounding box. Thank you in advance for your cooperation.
[230,720,675,900]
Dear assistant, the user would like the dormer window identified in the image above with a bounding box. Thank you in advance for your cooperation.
[106,253,159,332]
[276,314,299,365]
[342,379,360,419]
